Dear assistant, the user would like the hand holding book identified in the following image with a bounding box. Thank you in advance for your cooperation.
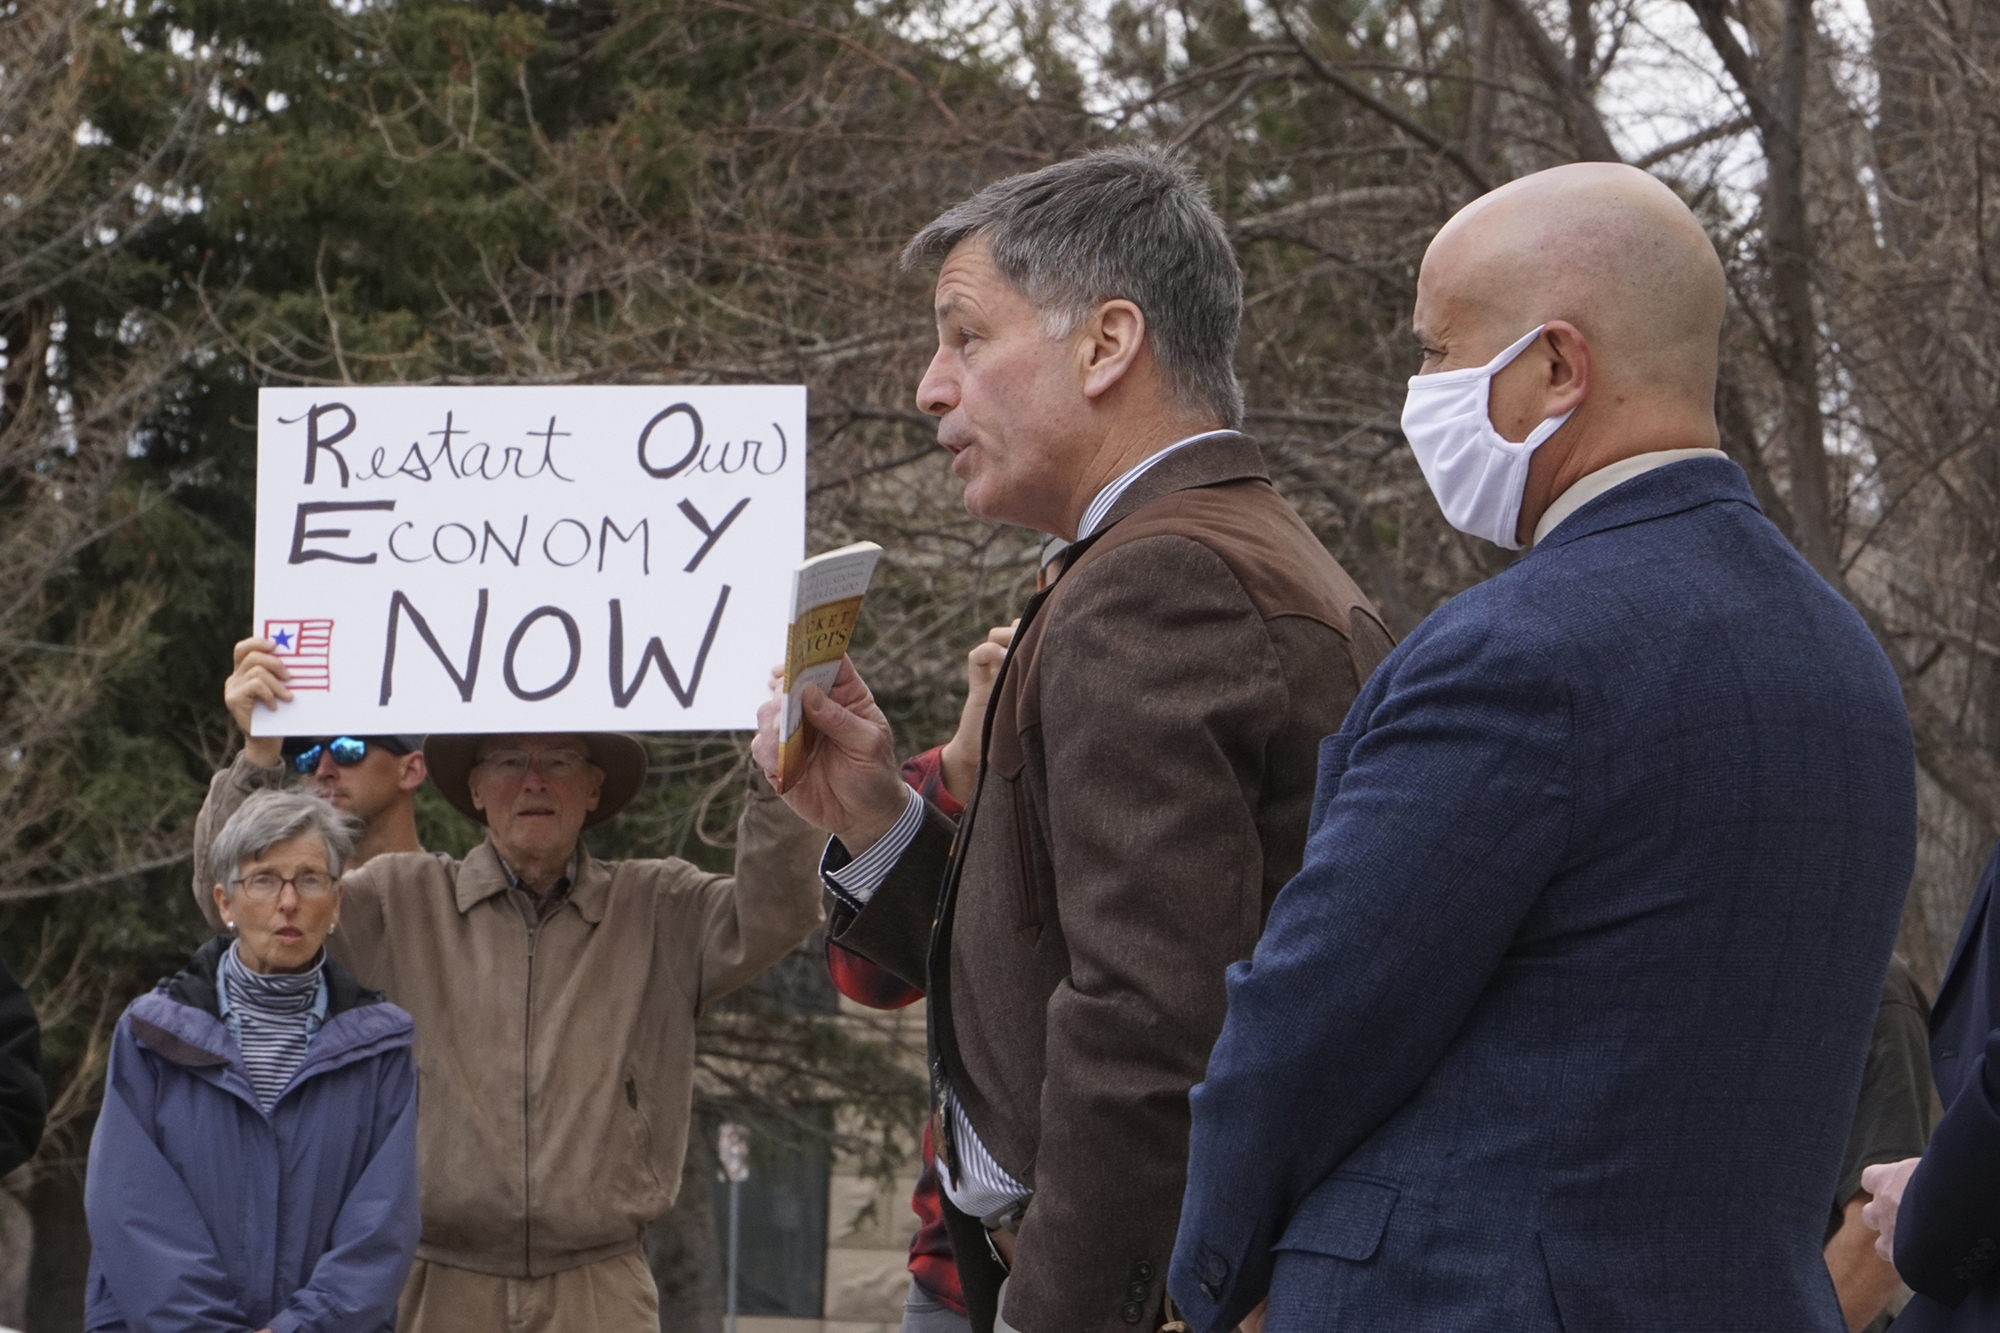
[778,542,882,786]
[754,656,910,853]
[751,542,909,854]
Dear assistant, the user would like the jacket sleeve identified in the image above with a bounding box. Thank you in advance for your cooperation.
[900,746,965,817]
[324,859,391,994]
[1002,537,1312,1333]
[683,768,827,1006]
[1893,1025,2000,1305]
[1168,611,1574,1333]
[824,748,957,1009]
[84,1017,251,1331]
[267,1046,421,1333]
[823,802,956,991]
[191,754,288,932]
[0,951,45,1175]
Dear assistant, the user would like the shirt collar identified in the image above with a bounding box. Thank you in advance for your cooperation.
[217,946,330,1026]
[499,849,580,899]
[1532,448,1730,546]
[1075,430,1238,540]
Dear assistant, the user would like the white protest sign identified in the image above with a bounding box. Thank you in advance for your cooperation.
[252,385,805,736]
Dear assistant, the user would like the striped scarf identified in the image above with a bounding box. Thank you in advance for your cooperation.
[221,941,322,1111]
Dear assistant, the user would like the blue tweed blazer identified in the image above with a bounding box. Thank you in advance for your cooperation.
[1891,841,2000,1331]
[1169,458,1916,1332]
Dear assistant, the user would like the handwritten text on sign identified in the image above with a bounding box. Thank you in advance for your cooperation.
[253,385,806,735]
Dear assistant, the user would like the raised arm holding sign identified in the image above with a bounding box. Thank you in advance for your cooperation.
[173,382,827,1330]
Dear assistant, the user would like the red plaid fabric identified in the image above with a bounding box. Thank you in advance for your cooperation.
[825,746,966,1313]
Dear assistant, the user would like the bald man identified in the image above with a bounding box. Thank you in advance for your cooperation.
[1168,163,1917,1333]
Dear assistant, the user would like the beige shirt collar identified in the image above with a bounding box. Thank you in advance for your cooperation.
[1532,448,1730,546]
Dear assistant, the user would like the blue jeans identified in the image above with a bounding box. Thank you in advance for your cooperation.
[902,1277,973,1333]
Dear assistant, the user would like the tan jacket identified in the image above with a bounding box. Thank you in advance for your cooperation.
[191,757,824,1276]
[833,434,1393,1331]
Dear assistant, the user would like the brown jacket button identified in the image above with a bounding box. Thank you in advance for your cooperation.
[1121,1302,1144,1324]
[1133,1260,1155,1280]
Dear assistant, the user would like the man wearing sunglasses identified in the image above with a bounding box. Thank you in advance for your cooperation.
[191,636,430,929]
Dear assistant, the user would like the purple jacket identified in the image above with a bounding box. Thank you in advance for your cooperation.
[85,936,419,1333]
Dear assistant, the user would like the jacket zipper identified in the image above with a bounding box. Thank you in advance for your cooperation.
[523,914,539,1275]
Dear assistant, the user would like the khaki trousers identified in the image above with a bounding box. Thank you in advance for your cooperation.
[399,1251,659,1333]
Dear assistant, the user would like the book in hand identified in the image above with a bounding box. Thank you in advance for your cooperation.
[778,541,884,787]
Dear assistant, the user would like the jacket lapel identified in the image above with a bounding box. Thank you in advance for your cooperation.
[286,1002,415,1089]
[453,841,516,914]
[1933,844,2000,1035]
[129,988,265,1111]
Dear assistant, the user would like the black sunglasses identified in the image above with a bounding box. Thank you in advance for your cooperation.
[291,736,376,774]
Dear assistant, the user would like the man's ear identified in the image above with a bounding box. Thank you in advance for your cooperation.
[400,751,428,794]
[1079,299,1147,401]
[1539,320,1592,417]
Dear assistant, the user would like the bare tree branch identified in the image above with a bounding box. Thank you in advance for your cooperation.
[1273,8,1493,193]
[1488,0,1623,161]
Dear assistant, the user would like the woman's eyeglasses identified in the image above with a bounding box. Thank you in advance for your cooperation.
[232,871,336,900]
[291,736,372,774]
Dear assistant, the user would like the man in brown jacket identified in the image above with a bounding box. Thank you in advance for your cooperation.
[192,728,823,1330]
[751,147,1392,1333]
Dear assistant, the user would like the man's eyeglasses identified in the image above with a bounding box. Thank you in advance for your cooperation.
[231,871,336,901]
[291,737,374,774]
[476,748,592,781]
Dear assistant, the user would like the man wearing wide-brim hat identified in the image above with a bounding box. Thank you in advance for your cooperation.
[200,729,823,1331]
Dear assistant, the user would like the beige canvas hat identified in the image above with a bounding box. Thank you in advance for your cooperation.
[422,732,648,829]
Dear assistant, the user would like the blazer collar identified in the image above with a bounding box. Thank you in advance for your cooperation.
[454,839,611,923]
[1932,842,2000,1030]
[1534,455,1759,551]
[1090,431,1269,536]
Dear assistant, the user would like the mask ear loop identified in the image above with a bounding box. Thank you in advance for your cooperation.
[1521,407,1576,452]
[1477,325,1576,459]
[1480,328,1576,549]
[1407,323,1554,389]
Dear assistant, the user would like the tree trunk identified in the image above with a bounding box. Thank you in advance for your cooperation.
[24,1135,89,1333]
[648,1112,725,1333]
[1761,0,1839,578]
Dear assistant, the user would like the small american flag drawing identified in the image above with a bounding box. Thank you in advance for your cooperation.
[265,619,334,691]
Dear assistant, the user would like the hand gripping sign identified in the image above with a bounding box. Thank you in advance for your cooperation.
[252,386,805,736]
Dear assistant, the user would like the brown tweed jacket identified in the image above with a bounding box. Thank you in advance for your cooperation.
[830,433,1393,1333]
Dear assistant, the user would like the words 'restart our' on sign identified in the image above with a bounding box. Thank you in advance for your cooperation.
[252,385,809,737]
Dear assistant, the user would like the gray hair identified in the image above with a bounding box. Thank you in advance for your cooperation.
[212,791,359,895]
[902,146,1245,429]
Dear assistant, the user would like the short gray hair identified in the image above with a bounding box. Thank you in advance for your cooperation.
[212,791,359,895]
[902,146,1245,429]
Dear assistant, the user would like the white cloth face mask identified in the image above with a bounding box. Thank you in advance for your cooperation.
[1400,324,1575,550]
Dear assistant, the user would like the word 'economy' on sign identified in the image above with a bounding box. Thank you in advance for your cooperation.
[251,384,807,736]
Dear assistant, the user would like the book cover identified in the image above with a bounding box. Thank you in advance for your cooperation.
[778,541,883,786]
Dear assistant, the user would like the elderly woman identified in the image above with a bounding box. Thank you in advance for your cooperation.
[85,791,419,1333]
